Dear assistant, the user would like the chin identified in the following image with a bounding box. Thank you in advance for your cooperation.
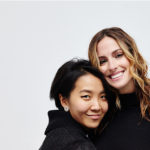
[85,123,99,129]
[108,81,127,89]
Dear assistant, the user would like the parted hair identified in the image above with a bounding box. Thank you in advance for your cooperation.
[88,27,150,121]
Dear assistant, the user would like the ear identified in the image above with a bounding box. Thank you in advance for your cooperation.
[59,94,69,108]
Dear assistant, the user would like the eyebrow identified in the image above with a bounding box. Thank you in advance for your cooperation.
[80,89,105,94]
[98,49,122,58]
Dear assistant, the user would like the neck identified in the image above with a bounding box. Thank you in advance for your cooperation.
[119,87,135,94]
[119,79,135,94]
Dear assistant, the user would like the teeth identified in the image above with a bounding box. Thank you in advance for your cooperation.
[111,72,123,79]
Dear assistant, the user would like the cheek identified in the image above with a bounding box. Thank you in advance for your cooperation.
[101,101,109,113]
[98,66,107,74]
[126,62,130,70]
[70,101,89,113]
[122,56,130,68]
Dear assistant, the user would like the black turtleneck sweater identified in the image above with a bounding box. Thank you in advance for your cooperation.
[40,110,96,150]
[95,93,150,150]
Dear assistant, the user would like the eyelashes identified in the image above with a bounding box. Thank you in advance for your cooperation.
[81,94,107,101]
[99,53,124,65]
[115,53,124,58]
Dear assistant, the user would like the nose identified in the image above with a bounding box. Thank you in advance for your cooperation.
[91,99,101,111]
[108,58,118,71]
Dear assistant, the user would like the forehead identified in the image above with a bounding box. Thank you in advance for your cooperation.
[97,36,120,56]
[74,73,104,90]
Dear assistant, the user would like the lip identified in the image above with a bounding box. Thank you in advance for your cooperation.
[108,71,124,81]
[87,114,101,120]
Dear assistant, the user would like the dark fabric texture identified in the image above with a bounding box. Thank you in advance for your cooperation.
[95,92,150,150]
[40,110,96,150]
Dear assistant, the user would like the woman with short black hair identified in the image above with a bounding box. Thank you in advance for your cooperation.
[40,59,116,150]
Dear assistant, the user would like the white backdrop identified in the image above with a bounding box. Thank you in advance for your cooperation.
[0,1,150,150]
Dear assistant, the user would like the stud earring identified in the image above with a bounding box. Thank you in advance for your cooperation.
[64,107,69,112]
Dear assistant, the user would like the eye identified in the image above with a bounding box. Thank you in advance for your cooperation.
[115,53,124,58]
[100,95,107,100]
[99,59,107,65]
[81,95,90,100]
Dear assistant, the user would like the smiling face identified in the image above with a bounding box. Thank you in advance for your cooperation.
[97,36,135,94]
[61,73,108,129]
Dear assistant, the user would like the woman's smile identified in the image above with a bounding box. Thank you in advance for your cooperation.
[107,71,124,80]
[97,36,135,94]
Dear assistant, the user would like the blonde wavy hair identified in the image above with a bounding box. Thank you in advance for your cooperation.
[88,27,150,121]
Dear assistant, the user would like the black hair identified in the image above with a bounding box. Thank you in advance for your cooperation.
[50,58,116,108]
[50,58,116,132]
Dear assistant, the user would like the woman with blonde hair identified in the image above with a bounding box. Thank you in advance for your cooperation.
[88,27,150,150]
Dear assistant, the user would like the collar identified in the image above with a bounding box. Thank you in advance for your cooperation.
[119,92,140,110]
[45,110,93,138]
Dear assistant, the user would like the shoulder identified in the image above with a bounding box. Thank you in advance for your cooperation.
[40,128,74,150]
[40,128,96,150]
